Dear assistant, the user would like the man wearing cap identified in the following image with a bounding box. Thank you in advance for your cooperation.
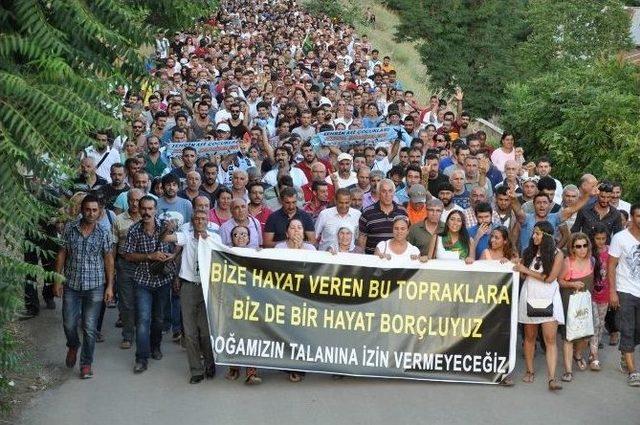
[406,184,430,225]
[326,153,358,189]
[408,198,444,256]
[215,122,232,140]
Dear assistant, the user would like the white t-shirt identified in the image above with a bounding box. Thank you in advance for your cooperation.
[326,171,357,189]
[175,228,221,283]
[609,229,640,298]
[375,240,420,260]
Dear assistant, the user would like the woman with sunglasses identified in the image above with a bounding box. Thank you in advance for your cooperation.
[224,225,262,385]
[515,221,565,391]
[558,232,595,380]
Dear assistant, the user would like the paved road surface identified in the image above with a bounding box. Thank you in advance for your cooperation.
[17,302,640,425]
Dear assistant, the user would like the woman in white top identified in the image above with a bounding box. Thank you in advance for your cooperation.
[375,216,420,260]
[514,221,565,391]
[426,210,475,264]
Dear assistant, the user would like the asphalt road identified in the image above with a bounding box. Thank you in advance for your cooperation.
[17,301,640,425]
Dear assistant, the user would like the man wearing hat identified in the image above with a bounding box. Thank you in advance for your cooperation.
[406,184,431,225]
[326,152,358,189]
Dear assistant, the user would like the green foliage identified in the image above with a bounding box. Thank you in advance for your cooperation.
[503,58,640,202]
[518,0,633,78]
[390,0,528,118]
[303,0,359,25]
[0,0,216,404]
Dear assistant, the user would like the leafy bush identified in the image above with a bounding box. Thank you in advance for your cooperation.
[503,58,640,202]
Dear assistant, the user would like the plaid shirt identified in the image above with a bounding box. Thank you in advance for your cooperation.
[123,218,174,288]
[61,219,113,291]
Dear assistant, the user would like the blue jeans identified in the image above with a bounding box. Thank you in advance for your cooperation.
[163,290,182,333]
[135,284,169,364]
[62,285,104,366]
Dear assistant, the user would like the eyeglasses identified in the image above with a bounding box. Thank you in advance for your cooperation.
[573,243,588,249]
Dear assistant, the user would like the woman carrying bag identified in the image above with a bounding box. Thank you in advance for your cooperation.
[515,221,565,391]
[558,232,595,381]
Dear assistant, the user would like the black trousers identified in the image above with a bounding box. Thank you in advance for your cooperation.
[23,249,55,315]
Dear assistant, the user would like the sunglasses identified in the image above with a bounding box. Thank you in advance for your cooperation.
[573,243,588,249]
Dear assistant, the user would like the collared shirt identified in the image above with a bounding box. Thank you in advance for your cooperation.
[82,146,120,183]
[302,199,329,220]
[61,219,113,291]
[175,227,222,283]
[315,207,361,251]
[144,154,168,178]
[123,218,174,287]
[408,220,443,256]
[219,216,263,248]
[113,211,140,255]
[571,204,623,243]
[359,201,408,254]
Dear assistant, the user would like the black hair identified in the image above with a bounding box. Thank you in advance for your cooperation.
[474,202,492,216]
[522,221,556,278]
[161,173,180,187]
[537,176,557,192]
[439,210,471,257]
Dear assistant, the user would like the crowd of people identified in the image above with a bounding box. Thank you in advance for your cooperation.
[23,0,640,391]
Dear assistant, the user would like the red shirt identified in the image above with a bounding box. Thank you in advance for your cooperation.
[249,205,272,232]
[301,183,335,203]
[296,159,334,182]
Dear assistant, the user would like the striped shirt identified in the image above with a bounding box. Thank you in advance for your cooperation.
[61,219,113,291]
[359,201,408,254]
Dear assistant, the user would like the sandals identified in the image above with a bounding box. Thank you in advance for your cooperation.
[288,372,302,383]
[561,372,573,382]
[225,367,240,381]
[245,368,262,385]
[589,359,601,371]
[499,374,514,387]
[548,378,563,391]
[574,356,587,371]
[522,371,535,383]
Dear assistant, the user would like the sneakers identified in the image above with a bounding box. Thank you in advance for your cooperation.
[95,332,105,343]
[151,348,163,360]
[79,365,93,379]
[65,347,78,368]
[628,372,640,387]
[133,362,147,374]
[120,340,132,350]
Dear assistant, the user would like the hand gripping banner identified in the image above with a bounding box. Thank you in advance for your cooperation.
[198,241,519,384]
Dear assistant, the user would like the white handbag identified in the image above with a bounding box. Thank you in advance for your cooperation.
[566,291,594,341]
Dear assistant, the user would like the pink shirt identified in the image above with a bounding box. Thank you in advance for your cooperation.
[490,148,516,173]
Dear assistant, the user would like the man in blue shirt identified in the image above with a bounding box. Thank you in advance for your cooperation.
[468,202,494,260]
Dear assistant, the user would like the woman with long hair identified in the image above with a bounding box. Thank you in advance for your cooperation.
[558,232,595,380]
[515,221,565,391]
[589,224,610,371]
[481,226,516,263]
[427,210,475,264]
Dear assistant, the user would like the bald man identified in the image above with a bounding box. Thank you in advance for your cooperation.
[301,162,335,203]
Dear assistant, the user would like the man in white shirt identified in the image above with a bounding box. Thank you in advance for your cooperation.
[263,146,308,189]
[82,130,121,183]
[315,189,361,251]
[326,153,358,189]
[163,210,219,384]
[608,203,640,387]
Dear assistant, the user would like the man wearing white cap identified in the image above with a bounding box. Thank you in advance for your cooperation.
[215,122,231,139]
[326,153,358,189]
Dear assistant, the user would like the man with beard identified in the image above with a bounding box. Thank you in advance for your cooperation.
[157,173,193,226]
[144,136,167,178]
[81,130,121,183]
[571,181,623,242]
[73,157,108,192]
[422,153,449,197]
[296,142,333,182]
[437,182,464,224]
[177,171,206,202]
[123,158,142,187]
[408,198,444,256]
[263,146,308,189]
[123,196,175,374]
[99,163,129,211]
[302,180,330,220]
[148,111,168,141]
[247,181,272,232]
[200,162,220,205]
[326,153,357,189]
[457,111,473,139]
[190,102,212,140]
[161,111,191,145]
[227,103,250,139]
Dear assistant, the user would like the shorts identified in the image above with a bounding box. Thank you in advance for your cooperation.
[617,292,640,353]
